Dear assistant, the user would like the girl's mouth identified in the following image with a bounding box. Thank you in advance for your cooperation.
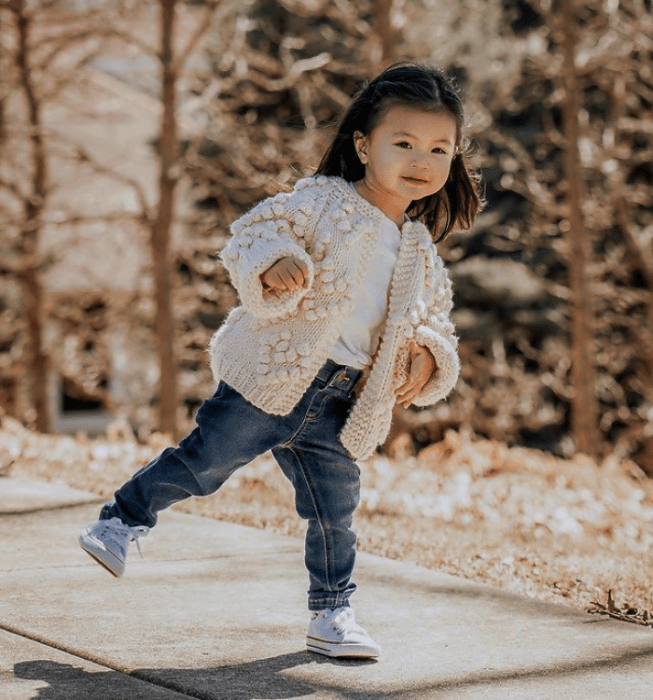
[402,176,429,185]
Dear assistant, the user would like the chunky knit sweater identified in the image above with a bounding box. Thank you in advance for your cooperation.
[209,175,460,461]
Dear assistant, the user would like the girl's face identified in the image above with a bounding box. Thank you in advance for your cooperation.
[353,104,457,226]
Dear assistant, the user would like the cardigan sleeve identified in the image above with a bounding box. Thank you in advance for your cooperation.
[411,257,460,406]
[220,190,316,319]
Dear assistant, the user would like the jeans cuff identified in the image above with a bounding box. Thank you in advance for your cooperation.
[308,597,351,612]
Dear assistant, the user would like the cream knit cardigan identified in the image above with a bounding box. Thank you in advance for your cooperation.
[209,175,459,461]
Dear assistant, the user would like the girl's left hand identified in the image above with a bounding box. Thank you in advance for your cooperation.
[395,341,438,408]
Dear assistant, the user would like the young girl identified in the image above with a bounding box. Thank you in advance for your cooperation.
[80,62,482,659]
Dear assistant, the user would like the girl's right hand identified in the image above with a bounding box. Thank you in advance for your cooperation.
[260,256,309,298]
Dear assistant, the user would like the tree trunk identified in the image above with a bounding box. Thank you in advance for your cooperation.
[150,0,179,438]
[13,0,50,433]
[0,96,6,145]
[375,0,397,64]
[560,0,600,455]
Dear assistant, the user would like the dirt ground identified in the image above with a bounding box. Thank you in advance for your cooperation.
[3,412,653,629]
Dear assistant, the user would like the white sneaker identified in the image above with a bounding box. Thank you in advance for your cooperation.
[79,517,149,577]
[306,607,381,658]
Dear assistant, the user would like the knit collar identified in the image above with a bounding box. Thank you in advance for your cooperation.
[336,177,412,232]
[297,175,430,247]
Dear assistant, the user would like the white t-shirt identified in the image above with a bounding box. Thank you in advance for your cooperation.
[329,215,401,369]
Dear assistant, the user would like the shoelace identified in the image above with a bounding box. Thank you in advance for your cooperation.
[331,608,363,634]
[107,520,149,559]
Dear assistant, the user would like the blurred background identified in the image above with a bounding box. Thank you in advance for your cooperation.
[1,0,652,471]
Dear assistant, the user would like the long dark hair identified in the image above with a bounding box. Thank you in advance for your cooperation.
[315,62,483,242]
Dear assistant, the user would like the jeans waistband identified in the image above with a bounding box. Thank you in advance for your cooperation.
[317,359,364,393]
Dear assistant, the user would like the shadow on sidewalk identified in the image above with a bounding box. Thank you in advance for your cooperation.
[14,642,653,699]
[14,651,375,700]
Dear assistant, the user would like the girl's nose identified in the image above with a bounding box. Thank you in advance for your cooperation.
[411,157,428,170]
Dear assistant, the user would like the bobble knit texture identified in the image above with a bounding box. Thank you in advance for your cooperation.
[210,176,460,461]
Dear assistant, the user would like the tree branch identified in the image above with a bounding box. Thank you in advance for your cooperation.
[45,212,147,227]
[173,0,221,74]
[0,177,24,202]
[246,52,332,92]
[74,145,152,222]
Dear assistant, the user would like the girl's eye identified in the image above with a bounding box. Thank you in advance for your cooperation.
[395,141,412,149]
[432,147,447,155]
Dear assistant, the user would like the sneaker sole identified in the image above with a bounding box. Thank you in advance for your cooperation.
[79,535,124,578]
[306,635,380,658]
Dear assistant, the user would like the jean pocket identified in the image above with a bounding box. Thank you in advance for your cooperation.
[308,389,355,428]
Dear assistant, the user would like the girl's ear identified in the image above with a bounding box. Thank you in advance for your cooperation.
[353,131,369,165]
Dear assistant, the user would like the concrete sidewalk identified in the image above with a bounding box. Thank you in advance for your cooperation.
[1,476,653,699]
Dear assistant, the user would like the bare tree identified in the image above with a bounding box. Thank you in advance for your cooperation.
[2,0,50,432]
[559,0,600,455]
[150,0,180,438]
[0,0,222,437]
[148,0,220,438]
[1,0,140,431]
[375,0,400,65]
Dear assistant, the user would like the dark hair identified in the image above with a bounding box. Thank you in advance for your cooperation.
[315,62,483,242]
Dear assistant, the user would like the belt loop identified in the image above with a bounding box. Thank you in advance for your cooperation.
[319,360,363,394]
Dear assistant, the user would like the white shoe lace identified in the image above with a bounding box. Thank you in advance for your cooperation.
[107,518,149,558]
[331,607,361,635]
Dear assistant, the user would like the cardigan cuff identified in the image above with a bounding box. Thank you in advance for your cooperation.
[412,325,460,406]
[239,244,314,319]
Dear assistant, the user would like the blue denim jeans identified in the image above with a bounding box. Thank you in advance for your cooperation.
[100,359,363,611]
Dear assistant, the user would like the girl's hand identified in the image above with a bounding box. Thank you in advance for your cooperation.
[260,256,309,299]
[395,341,438,408]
